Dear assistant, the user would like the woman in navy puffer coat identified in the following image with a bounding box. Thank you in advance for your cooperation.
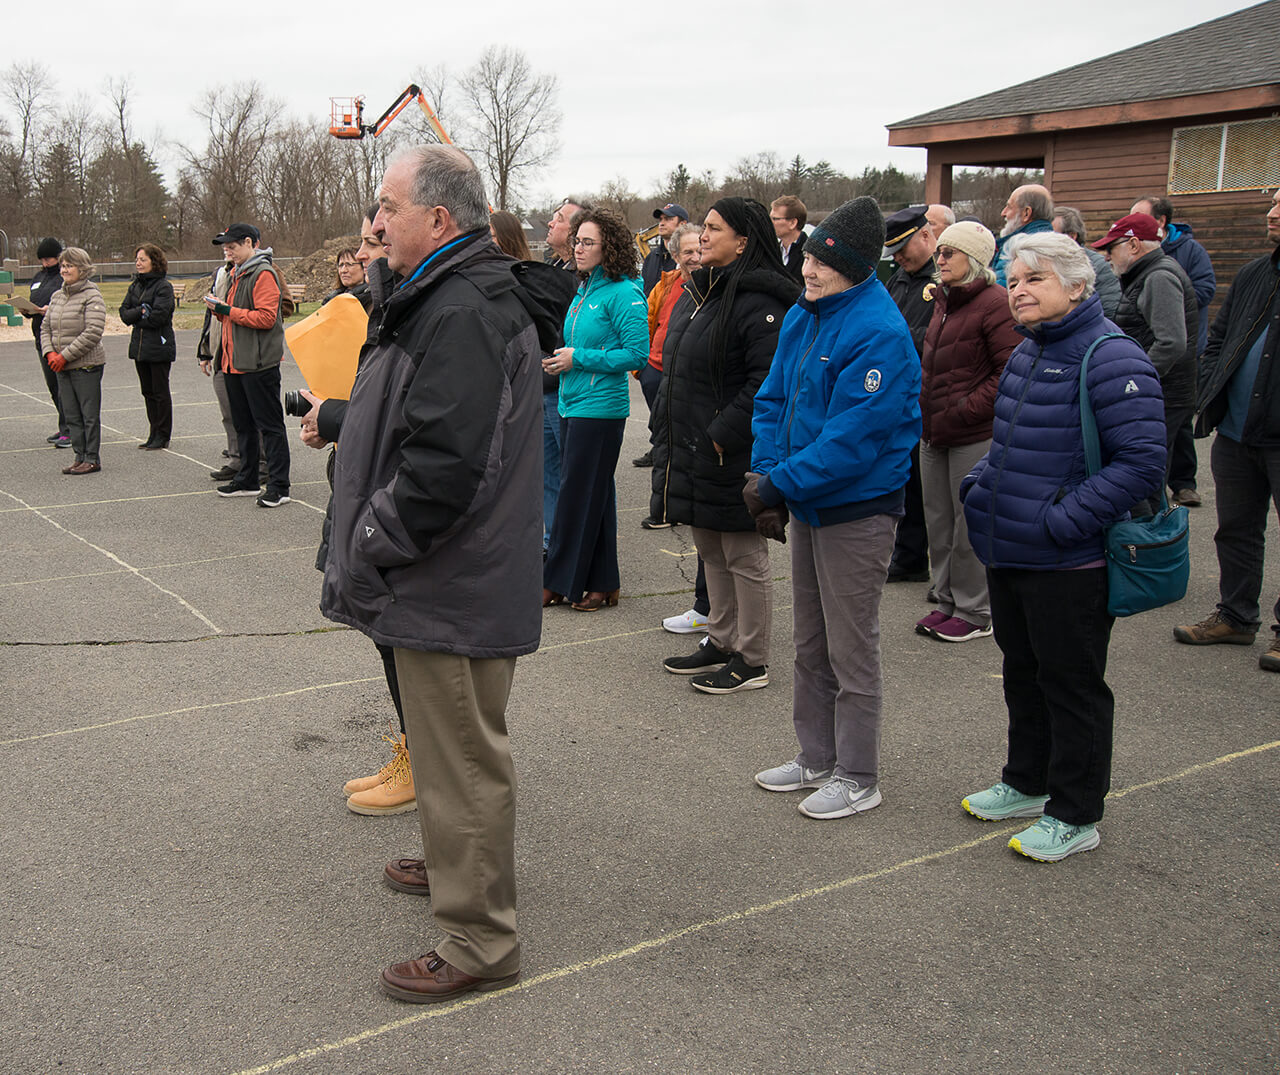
[958,231,1165,864]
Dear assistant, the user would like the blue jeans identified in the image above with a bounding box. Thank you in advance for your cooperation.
[1210,434,1280,634]
[542,392,562,547]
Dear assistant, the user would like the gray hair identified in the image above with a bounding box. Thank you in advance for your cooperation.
[1004,232,1095,299]
[951,257,997,288]
[395,144,490,232]
[1017,185,1054,222]
[666,221,701,256]
[60,246,94,277]
[1053,206,1088,245]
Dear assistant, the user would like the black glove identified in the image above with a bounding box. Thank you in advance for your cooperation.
[756,505,788,543]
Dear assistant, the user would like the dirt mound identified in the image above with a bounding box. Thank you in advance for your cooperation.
[283,236,361,303]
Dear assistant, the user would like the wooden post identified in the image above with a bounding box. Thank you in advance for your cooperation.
[926,157,953,205]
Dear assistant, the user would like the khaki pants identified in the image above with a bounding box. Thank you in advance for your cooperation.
[394,649,521,978]
[690,527,772,667]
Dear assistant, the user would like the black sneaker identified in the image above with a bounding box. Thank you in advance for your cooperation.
[217,482,261,498]
[256,490,291,508]
[662,636,731,675]
[690,655,769,694]
[641,516,674,530]
[210,464,239,480]
[632,451,653,468]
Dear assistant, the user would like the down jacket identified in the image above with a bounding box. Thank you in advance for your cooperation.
[40,278,106,371]
[920,277,1019,446]
[119,272,177,364]
[320,230,551,658]
[961,295,1166,570]
[751,273,920,527]
[651,265,796,531]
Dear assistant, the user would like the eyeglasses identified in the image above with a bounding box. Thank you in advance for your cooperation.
[572,237,598,249]
[936,247,964,261]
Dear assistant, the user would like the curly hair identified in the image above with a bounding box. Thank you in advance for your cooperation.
[134,242,168,275]
[569,206,638,282]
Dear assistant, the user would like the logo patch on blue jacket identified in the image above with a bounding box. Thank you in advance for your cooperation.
[864,369,882,392]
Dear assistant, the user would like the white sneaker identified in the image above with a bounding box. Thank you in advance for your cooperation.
[662,609,708,634]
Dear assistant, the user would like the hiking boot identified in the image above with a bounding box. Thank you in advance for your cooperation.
[344,734,409,796]
[209,464,239,480]
[347,735,416,816]
[1173,611,1256,646]
[663,636,730,675]
[632,450,653,467]
[798,776,881,819]
[754,759,833,793]
[1008,815,1100,862]
[1260,636,1280,673]
[928,615,992,642]
[962,781,1049,821]
[690,654,769,694]
[662,608,709,634]
[1171,488,1201,507]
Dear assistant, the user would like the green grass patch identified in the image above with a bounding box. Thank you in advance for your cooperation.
[95,280,318,332]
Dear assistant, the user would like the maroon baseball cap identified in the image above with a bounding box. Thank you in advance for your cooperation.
[1091,213,1159,249]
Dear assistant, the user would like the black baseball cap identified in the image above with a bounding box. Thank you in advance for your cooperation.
[652,203,689,222]
[212,223,260,245]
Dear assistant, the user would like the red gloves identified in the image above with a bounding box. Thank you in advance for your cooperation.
[46,352,66,372]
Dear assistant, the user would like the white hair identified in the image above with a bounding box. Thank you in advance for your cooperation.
[1004,232,1095,299]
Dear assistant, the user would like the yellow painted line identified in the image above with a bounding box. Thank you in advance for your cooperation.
[659,547,697,558]
[228,736,1280,1075]
[0,677,382,747]
[0,487,222,633]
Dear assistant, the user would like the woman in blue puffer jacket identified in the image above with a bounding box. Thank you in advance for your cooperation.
[959,231,1166,862]
[542,206,648,611]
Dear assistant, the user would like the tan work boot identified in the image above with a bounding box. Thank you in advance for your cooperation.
[344,733,408,796]
[1173,610,1256,646]
[347,736,416,816]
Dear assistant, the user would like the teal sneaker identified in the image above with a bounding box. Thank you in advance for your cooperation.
[1008,816,1100,862]
[962,781,1050,821]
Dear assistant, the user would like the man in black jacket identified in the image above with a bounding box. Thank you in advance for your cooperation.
[770,196,808,281]
[1174,189,1280,673]
[29,238,69,447]
[322,144,547,1000]
[883,206,937,583]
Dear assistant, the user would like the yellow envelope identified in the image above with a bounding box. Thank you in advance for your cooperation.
[284,294,367,400]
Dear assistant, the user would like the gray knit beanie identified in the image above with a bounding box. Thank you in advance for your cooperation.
[805,197,884,284]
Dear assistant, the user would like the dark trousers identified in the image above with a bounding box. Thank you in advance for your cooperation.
[544,416,624,600]
[638,363,661,413]
[1136,395,1193,515]
[34,330,68,435]
[224,366,290,493]
[891,442,928,572]
[56,366,104,464]
[1169,416,1198,491]
[1211,434,1280,634]
[989,566,1115,826]
[374,641,406,734]
[134,361,173,444]
[693,556,709,616]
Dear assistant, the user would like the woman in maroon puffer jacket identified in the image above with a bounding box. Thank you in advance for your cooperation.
[916,222,1021,643]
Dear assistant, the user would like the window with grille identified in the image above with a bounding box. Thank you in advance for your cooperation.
[1169,117,1280,194]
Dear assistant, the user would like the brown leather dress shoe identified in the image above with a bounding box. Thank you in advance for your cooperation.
[380,950,519,1004]
[383,857,431,896]
[69,461,101,475]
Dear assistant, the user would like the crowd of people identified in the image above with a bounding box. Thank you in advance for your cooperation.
[20,144,1279,999]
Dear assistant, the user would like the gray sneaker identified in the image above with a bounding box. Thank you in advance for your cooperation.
[798,777,882,819]
[755,760,834,793]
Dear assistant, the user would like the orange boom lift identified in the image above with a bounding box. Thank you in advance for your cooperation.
[328,84,452,143]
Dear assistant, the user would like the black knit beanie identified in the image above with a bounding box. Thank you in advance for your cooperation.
[806,197,885,284]
[36,237,63,260]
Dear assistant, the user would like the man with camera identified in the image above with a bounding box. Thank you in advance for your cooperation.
[204,222,292,509]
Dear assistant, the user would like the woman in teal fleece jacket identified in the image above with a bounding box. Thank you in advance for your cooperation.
[542,207,648,610]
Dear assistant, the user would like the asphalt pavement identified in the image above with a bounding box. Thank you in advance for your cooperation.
[1,330,1276,1075]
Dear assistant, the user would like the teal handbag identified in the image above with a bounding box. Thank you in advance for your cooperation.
[1078,335,1190,617]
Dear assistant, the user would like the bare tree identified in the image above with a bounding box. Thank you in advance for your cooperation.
[2,61,54,176]
[104,76,132,153]
[180,82,280,231]
[460,46,560,209]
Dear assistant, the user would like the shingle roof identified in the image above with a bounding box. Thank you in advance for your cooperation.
[889,0,1280,129]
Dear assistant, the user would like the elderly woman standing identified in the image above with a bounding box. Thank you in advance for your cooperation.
[542,206,648,611]
[960,232,1166,861]
[42,247,107,475]
[654,197,799,693]
[749,197,921,818]
[915,222,1020,642]
[119,243,177,450]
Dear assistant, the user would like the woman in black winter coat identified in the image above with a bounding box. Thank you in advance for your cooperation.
[119,243,177,449]
[652,197,800,694]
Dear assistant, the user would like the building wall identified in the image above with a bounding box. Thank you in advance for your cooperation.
[1047,107,1277,317]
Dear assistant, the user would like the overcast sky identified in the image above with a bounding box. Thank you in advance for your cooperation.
[12,0,1259,209]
